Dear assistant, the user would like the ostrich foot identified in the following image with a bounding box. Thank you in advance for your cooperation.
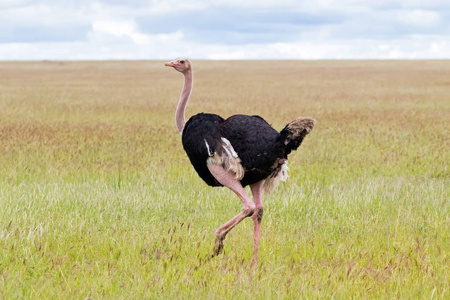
[211,236,225,257]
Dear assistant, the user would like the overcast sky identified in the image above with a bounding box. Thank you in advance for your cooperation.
[1,0,449,60]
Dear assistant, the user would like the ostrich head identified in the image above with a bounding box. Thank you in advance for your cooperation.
[165,58,191,73]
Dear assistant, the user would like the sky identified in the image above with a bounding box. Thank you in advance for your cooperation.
[1,0,449,60]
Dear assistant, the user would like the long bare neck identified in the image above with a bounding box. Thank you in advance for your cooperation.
[175,69,193,134]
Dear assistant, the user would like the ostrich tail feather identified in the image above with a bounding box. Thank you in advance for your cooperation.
[278,117,315,154]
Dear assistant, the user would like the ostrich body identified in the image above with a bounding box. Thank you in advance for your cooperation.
[165,58,315,265]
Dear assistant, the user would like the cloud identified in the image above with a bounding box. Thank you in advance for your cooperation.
[397,9,441,27]
[0,3,90,27]
[88,20,150,44]
[87,18,184,53]
[205,37,450,60]
[0,0,449,60]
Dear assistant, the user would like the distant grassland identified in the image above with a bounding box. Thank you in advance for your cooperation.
[0,60,449,299]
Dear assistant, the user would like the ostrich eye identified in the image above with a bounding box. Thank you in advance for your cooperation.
[180,60,185,64]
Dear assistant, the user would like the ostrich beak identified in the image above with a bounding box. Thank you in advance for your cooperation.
[165,61,176,67]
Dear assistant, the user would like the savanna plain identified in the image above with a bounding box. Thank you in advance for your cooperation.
[0,60,449,299]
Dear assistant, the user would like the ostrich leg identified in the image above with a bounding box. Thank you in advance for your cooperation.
[250,181,264,266]
[207,164,255,257]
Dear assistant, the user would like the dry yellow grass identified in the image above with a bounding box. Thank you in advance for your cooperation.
[1,60,448,183]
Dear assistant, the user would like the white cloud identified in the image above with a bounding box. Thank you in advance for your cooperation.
[88,20,149,44]
[91,20,137,37]
[87,19,184,46]
[397,9,441,27]
[0,0,33,9]
[143,0,209,14]
[0,0,449,60]
[1,35,449,61]
[205,37,450,60]
[0,3,90,27]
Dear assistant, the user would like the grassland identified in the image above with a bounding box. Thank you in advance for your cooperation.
[0,60,449,299]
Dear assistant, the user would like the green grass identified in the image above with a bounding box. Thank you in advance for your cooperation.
[0,60,449,299]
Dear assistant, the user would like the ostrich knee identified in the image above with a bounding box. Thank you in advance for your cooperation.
[242,203,256,217]
[215,204,255,241]
[251,207,264,223]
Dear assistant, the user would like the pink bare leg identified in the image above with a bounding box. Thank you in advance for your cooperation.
[207,164,255,257]
[250,181,264,266]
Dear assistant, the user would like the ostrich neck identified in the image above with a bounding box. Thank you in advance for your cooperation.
[176,70,193,134]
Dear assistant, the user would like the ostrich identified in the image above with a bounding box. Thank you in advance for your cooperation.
[165,58,315,265]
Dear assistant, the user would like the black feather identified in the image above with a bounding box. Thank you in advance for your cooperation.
[182,113,313,188]
[219,114,283,186]
[182,113,224,186]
